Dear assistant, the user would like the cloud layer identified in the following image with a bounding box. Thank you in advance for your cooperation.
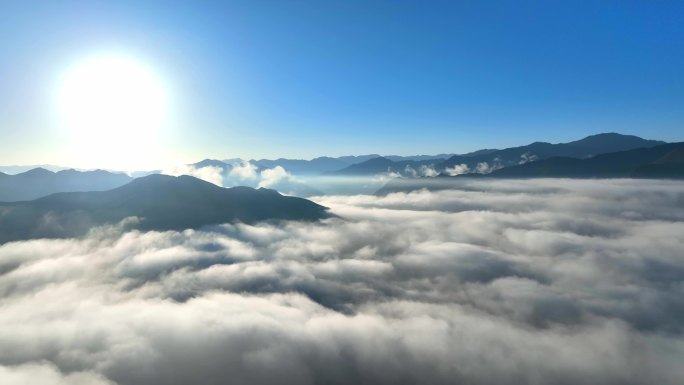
[1,179,683,384]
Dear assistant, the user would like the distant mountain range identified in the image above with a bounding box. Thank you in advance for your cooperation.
[251,157,354,174]
[217,134,666,178]
[0,168,132,202]
[330,157,444,176]
[342,133,666,177]
[489,141,684,178]
[249,154,455,175]
[0,164,72,174]
[0,133,679,202]
[0,174,329,243]
[4,133,665,181]
[376,141,684,195]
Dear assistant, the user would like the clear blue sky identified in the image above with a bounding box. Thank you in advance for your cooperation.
[1,0,683,167]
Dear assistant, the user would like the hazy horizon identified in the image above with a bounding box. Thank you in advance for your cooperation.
[0,130,679,174]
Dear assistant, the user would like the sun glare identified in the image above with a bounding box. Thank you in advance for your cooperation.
[57,54,168,170]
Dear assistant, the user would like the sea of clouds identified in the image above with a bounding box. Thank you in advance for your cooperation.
[1,179,683,384]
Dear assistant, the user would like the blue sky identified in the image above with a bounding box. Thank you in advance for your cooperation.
[1,0,683,167]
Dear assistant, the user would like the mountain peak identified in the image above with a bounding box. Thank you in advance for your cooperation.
[365,156,392,164]
[569,133,665,150]
[192,159,228,168]
[56,168,81,175]
[0,168,133,202]
[20,167,55,176]
[580,132,633,139]
[120,173,215,190]
[0,174,329,243]
[56,168,120,176]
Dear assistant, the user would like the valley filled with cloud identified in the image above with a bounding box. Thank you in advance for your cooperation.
[1,179,683,385]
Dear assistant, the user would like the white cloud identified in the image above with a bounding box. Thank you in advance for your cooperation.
[0,363,115,385]
[229,161,258,180]
[162,164,224,186]
[445,163,469,176]
[519,152,539,164]
[475,161,494,173]
[404,165,438,178]
[404,165,418,177]
[258,166,290,188]
[418,165,438,177]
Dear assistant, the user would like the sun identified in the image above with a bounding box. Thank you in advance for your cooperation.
[57,54,169,170]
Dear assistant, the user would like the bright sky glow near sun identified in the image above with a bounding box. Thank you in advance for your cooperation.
[0,0,683,170]
[57,54,169,169]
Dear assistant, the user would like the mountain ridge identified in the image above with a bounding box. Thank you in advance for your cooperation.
[0,167,133,202]
[335,133,666,177]
[0,174,329,243]
[489,142,684,178]
[376,142,684,195]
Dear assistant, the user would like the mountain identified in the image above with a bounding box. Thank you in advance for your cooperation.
[490,142,684,178]
[193,159,232,169]
[0,174,329,243]
[385,154,456,162]
[252,157,350,174]
[331,157,396,175]
[251,155,407,175]
[0,168,133,202]
[0,164,71,174]
[630,145,684,179]
[459,149,499,157]
[325,133,663,177]
[565,133,665,154]
[335,154,383,164]
[250,154,448,175]
[220,152,486,176]
[376,142,684,195]
[436,133,666,175]
[331,156,444,176]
